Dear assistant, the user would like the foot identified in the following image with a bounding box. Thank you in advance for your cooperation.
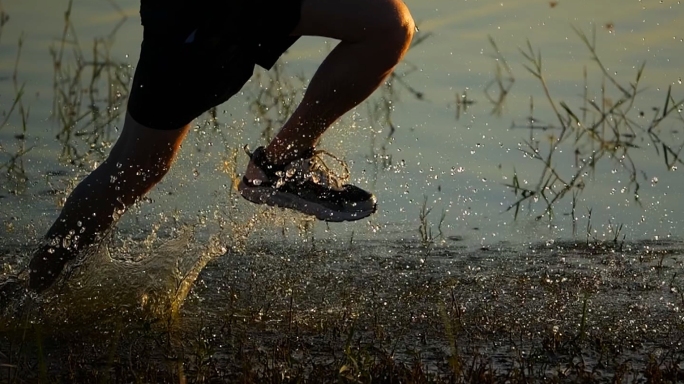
[238,146,377,222]
[27,242,76,292]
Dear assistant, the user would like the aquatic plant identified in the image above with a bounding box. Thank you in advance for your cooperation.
[0,29,31,193]
[503,27,683,230]
[418,195,446,247]
[50,0,131,168]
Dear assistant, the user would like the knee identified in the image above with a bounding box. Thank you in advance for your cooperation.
[373,0,415,63]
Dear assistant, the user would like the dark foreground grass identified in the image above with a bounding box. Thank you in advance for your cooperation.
[2,237,683,383]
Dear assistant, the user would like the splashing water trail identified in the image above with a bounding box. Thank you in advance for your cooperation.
[0,230,206,328]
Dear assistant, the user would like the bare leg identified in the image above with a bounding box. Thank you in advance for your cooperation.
[28,113,190,291]
[263,0,415,164]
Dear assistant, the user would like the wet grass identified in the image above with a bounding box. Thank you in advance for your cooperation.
[50,0,131,168]
[484,36,515,118]
[0,0,130,198]
[2,236,684,382]
[501,27,684,226]
[418,195,446,247]
[0,30,31,195]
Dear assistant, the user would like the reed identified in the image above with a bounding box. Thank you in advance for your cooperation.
[503,27,683,229]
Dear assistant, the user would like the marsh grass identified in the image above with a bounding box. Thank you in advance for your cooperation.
[454,36,515,120]
[0,28,31,194]
[0,0,130,197]
[50,0,131,168]
[418,195,446,247]
[485,36,515,117]
[503,27,684,228]
[3,236,683,382]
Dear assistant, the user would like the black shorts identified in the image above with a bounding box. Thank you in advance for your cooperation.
[128,0,303,130]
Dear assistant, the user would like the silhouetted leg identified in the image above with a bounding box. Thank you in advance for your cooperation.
[28,113,190,291]
[262,0,415,165]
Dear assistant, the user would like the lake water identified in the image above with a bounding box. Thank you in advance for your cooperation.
[1,0,683,381]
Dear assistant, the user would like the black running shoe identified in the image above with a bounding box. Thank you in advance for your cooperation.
[238,146,377,222]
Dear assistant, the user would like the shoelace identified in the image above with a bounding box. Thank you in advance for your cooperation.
[244,145,350,190]
[298,149,351,191]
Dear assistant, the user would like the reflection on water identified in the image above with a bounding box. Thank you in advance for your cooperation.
[1,0,684,381]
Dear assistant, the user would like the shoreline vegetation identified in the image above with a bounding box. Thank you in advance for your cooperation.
[1,237,683,382]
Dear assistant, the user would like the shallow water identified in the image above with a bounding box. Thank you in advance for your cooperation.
[1,0,684,381]
[1,0,682,244]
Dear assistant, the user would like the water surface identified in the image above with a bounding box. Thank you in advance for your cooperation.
[1,0,682,245]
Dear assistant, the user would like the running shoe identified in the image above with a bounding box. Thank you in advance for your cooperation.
[238,146,377,222]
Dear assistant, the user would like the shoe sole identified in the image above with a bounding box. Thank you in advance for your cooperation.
[238,182,377,222]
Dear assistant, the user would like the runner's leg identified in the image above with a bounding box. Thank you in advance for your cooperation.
[28,113,190,291]
[262,0,415,165]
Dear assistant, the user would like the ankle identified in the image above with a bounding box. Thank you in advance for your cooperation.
[264,144,315,166]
